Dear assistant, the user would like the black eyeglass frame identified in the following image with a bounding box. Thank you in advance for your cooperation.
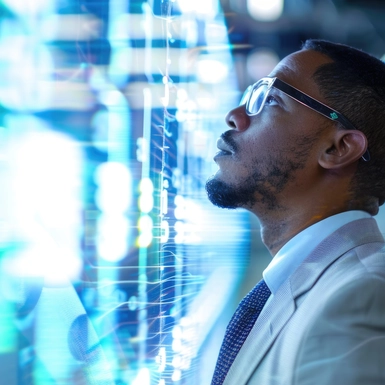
[241,77,370,162]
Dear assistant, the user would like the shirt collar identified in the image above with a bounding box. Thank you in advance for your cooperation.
[262,211,371,295]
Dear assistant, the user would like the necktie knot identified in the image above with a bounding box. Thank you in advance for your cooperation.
[241,280,271,310]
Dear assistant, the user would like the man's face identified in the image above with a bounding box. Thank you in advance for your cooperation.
[206,50,334,212]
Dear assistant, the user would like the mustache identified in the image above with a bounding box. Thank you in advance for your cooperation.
[221,130,238,153]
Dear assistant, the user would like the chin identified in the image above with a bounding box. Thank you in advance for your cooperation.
[205,176,245,209]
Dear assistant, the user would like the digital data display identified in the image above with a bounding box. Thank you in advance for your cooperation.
[0,1,251,384]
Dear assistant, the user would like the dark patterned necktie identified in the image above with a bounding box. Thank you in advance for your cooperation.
[211,279,271,385]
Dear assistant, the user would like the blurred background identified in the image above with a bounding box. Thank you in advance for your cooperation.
[0,0,384,384]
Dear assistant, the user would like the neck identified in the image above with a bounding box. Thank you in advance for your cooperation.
[254,199,355,256]
[258,215,318,256]
[249,172,373,255]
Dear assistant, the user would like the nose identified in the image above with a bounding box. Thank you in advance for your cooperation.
[225,105,251,132]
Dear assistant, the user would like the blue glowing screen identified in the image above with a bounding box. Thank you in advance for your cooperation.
[0,1,251,384]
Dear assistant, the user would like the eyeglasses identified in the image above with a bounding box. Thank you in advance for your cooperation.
[240,77,370,162]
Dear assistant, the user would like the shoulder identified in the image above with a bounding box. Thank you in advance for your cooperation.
[292,273,385,384]
[315,273,385,325]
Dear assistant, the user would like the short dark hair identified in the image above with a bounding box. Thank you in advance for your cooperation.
[302,39,385,213]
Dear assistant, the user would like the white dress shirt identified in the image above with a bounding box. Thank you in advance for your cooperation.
[263,211,371,295]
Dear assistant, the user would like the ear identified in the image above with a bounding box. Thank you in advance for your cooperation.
[319,130,368,170]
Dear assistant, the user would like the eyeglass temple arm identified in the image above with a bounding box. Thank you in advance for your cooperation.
[273,79,370,162]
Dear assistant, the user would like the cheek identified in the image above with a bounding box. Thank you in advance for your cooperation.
[240,127,291,161]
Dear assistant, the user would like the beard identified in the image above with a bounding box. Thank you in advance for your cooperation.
[205,153,312,210]
[205,171,278,210]
[205,129,318,210]
[205,130,263,209]
[205,178,234,209]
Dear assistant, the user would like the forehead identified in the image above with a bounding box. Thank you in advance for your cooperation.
[269,49,334,101]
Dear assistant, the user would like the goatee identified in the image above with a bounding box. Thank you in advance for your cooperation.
[205,176,257,209]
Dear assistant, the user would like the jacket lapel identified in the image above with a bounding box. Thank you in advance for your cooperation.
[223,218,383,385]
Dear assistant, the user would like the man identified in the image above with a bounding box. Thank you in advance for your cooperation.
[205,39,385,385]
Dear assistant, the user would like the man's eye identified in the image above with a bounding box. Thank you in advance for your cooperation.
[265,95,278,105]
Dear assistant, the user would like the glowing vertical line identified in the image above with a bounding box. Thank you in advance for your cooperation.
[143,3,154,82]
[107,0,130,165]
[108,0,130,87]
[93,0,130,376]
[137,87,153,365]
[142,89,152,181]
[162,5,171,109]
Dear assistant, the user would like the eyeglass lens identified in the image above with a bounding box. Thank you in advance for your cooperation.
[248,84,269,115]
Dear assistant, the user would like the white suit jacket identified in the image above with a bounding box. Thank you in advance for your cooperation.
[223,217,385,385]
